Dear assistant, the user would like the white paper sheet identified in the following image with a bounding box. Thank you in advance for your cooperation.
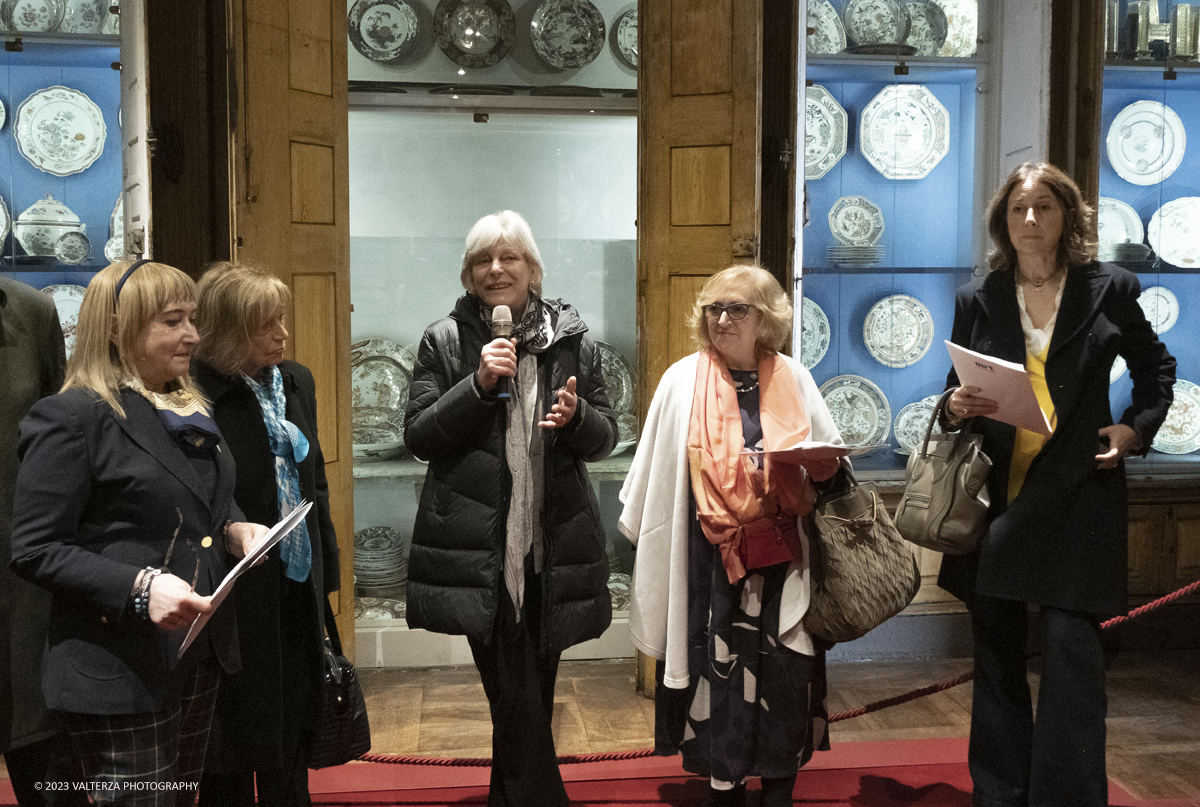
[177,501,312,658]
[945,341,1052,436]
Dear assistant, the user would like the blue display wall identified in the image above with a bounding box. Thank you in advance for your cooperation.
[802,61,980,472]
[0,39,121,291]
[1101,65,1200,471]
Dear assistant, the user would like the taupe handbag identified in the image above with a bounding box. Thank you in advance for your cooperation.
[805,465,920,644]
[894,388,993,555]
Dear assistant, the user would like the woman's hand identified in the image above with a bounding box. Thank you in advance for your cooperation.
[148,573,213,631]
[225,521,271,563]
[1096,424,1141,469]
[947,385,1000,421]
[476,337,517,392]
[539,376,579,429]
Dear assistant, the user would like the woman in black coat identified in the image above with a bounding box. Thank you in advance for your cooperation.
[11,260,269,804]
[193,263,340,807]
[404,210,618,807]
[942,163,1175,807]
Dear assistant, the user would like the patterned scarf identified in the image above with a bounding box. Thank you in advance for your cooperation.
[127,378,221,453]
[480,295,556,618]
[243,366,312,582]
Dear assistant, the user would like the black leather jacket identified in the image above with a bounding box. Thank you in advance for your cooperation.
[404,294,618,652]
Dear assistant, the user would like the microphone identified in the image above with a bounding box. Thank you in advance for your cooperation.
[491,305,513,400]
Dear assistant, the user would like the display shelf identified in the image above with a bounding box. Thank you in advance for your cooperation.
[803,265,977,275]
[353,452,636,483]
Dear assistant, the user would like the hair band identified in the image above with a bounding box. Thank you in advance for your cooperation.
[114,259,153,301]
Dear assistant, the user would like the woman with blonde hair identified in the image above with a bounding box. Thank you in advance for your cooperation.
[11,260,268,804]
[620,265,846,807]
[192,262,339,807]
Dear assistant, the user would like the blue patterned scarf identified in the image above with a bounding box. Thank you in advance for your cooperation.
[244,366,312,582]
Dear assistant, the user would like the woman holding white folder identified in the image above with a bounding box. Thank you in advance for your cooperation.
[620,265,846,807]
[940,162,1175,807]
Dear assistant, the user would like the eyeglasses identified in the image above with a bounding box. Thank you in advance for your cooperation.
[702,303,755,321]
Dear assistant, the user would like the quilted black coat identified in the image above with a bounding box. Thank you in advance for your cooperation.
[404,294,618,653]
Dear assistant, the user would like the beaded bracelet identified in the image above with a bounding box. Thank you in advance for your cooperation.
[132,566,165,620]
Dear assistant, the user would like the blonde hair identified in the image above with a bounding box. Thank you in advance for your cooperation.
[195,262,292,376]
[689,265,793,358]
[63,260,203,417]
[459,210,545,297]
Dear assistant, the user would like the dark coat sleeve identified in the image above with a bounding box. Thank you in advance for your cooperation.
[1111,272,1175,453]
[551,335,618,462]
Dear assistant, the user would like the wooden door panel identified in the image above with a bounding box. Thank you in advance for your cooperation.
[1168,503,1200,591]
[1127,504,1165,597]
[670,0,732,96]
[670,146,732,226]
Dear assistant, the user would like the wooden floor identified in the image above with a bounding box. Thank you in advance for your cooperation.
[359,649,1200,802]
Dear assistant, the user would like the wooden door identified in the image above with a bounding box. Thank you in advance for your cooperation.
[638,0,764,405]
[228,0,355,654]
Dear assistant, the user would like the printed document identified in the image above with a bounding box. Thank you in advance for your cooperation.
[945,341,1051,436]
[178,501,313,657]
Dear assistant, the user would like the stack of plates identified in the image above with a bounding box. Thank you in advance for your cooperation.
[1112,242,1153,261]
[354,526,408,599]
[827,244,884,267]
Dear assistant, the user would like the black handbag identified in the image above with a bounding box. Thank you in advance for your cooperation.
[307,600,371,769]
[894,388,993,555]
[804,464,921,644]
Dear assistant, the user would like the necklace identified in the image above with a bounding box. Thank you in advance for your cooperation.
[735,381,759,394]
[1019,268,1064,293]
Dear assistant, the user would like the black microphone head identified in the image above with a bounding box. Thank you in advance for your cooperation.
[492,305,513,339]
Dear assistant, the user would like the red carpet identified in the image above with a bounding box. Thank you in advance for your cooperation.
[300,738,1199,807]
[1,738,1194,806]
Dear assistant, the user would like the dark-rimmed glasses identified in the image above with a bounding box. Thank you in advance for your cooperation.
[702,303,755,321]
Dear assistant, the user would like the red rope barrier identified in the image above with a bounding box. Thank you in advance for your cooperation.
[355,577,1200,767]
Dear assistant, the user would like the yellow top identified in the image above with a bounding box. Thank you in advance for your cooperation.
[1007,342,1057,504]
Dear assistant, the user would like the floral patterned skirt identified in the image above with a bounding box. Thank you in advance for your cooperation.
[654,498,829,784]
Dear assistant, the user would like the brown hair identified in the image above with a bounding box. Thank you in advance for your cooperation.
[63,261,202,416]
[195,262,292,376]
[688,265,792,358]
[986,161,1097,272]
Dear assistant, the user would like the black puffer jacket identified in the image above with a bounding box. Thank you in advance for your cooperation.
[404,294,618,653]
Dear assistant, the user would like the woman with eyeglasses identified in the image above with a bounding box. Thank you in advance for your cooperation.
[404,210,618,807]
[620,265,846,807]
[11,261,268,805]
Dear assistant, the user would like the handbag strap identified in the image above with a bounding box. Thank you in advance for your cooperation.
[921,388,979,459]
[322,598,345,657]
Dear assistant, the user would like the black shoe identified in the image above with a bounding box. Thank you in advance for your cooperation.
[709,783,746,807]
[760,773,797,807]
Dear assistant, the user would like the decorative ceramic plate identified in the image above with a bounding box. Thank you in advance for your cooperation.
[860,84,950,180]
[610,412,638,456]
[101,0,118,34]
[531,0,604,69]
[805,84,848,180]
[347,0,421,63]
[1097,197,1143,254]
[0,98,6,132]
[1137,285,1179,335]
[353,423,404,462]
[806,0,846,54]
[905,0,948,56]
[110,194,124,240]
[1147,197,1200,268]
[864,294,935,368]
[104,236,123,263]
[935,0,977,56]
[614,8,637,67]
[828,195,885,246]
[354,526,408,597]
[0,196,9,245]
[800,297,831,369]
[1106,101,1186,186]
[57,0,104,32]
[893,394,942,455]
[1110,355,1127,384]
[595,341,635,415]
[14,86,106,177]
[843,0,909,46]
[433,0,516,68]
[819,375,891,447]
[1151,379,1200,454]
[54,231,89,265]
[351,337,417,457]
[41,284,85,357]
[2,0,65,31]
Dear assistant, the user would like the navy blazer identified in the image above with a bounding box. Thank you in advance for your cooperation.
[939,262,1175,615]
[11,387,241,714]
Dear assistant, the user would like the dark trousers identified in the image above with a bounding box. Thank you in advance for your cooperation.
[4,733,89,807]
[468,570,568,807]
[63,658,222,807]
[197,752,311,807]
[968,595,1107,807]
